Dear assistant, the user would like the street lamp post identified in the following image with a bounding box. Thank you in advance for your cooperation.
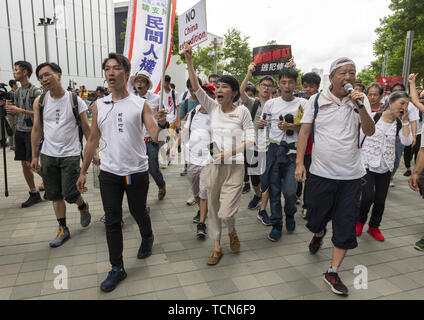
[37,16,57,62]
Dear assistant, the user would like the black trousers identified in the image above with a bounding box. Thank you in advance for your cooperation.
[244,150,261,187]
[99,170,152,268]
[359,169,391,228]
[296,155,312,208]
[404,134,421,169]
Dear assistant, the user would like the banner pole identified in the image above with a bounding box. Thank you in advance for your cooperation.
[159,0,173,109]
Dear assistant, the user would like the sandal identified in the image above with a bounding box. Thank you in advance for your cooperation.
[207,250,223,265]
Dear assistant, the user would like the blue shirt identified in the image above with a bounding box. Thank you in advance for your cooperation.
[179,98,199,119]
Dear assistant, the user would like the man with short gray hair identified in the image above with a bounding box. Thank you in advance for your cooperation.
[295,57,375,296]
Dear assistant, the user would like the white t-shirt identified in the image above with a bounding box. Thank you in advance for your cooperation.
[41,91,88,158]
[97,94,148,176]
[261,97,307,155]
[163,89,179,124]
[195,88,255,164]
[184,109,211,166]
[301,92,372,180]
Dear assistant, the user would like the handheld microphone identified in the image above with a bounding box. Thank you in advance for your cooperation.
[344,83,364,109]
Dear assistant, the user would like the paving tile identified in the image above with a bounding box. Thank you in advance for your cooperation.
[1,159,424,300]
[126,279,155,296]
[157,287,188,300]
[182,283,214,300]
[207,279,238,296]
[232,275,262,291]
[369,278,403,296]
[152,274,181,291]
[177,271,206,286]
[264,283,299,300]
[0,287,13,300]
[241,287,274,300]
[10,282,43,300]
[15,271,45,286]
[386,274,422,291]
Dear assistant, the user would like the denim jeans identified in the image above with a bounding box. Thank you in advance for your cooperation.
[146,141,166,188]
[390,136,404,181]
[269,157,298,226]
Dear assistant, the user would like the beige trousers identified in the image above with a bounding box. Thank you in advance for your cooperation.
[205,163,244,241]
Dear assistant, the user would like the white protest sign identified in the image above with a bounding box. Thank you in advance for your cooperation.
[178,0,208,53]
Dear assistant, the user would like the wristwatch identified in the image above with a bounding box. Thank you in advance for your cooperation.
[158,121,169,129]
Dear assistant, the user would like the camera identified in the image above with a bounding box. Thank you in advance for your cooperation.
[0,83,12,101]
[279,114,294,136]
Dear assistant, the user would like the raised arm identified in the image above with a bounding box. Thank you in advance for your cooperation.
[240,63,256,105]
[408,73,424,112]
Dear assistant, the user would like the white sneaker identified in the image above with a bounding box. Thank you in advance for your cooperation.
[186,196,196,206]
[390,181,395,187]
[301,208,307,219]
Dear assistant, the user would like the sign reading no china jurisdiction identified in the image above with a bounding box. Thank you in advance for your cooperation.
[252,45,292,76]
[178,0,208,53]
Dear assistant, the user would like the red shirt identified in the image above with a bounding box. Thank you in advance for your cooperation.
[305,133,313,156]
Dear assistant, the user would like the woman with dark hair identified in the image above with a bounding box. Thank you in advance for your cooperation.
[357,91,413,241]
[184,44,255,265]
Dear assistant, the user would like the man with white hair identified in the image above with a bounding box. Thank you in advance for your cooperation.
[295,58,375,296]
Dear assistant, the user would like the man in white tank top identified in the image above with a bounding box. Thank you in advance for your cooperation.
[31,62,93,249]
[77,53,168,293]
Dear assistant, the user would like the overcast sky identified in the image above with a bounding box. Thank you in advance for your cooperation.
[116,0,393,74]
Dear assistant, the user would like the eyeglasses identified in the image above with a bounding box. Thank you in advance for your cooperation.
[260,83,274,89]
[38,72,56,81]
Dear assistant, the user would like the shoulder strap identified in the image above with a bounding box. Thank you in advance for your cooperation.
[171,90,177,115]
[37,93,47,156]
[311,93,321,144]
[70,92,84,159]
[188,107,198,138]
[182,90,188,101]
[250,98,261,121]
[396,118,402,136]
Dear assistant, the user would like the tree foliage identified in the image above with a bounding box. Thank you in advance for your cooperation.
[372,0,424,84]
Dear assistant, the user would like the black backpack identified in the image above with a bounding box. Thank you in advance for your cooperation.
[250,98,261,121]
[38,92,84,158]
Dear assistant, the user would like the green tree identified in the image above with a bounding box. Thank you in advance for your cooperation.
[372,0,424,84]
[221,28,252,83]
[356,66,378,88]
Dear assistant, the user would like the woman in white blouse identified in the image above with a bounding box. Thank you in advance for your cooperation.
[184,44,255,266]
[357,91,413,241]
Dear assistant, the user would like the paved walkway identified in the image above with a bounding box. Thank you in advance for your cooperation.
[1,148,424,300]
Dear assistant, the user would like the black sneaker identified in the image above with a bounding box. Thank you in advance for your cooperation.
[21,192,42,208]
[100,266,127,292]
[309,228,327,254]
[242,183,251,194]
[193,211,201,224]
[137,234,154,259]
[196,223,207,239]
[404,170,412,177]
[323,272,349,296]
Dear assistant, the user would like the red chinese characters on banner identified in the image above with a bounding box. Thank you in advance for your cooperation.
[252,45,292,76]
